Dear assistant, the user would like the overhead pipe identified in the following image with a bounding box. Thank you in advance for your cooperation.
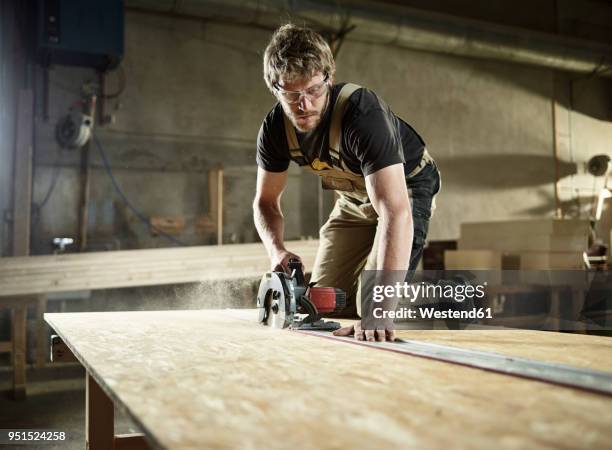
[125,0,612,76]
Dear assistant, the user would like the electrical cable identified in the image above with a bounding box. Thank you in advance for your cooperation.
[101,65,126,99]
[92,134,187,246]
[38,148,63,210]
[32,146,63,227]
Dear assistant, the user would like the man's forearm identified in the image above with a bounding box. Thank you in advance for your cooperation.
[376,212,413,272]
[374,213,413,316]
[253,201,286,257]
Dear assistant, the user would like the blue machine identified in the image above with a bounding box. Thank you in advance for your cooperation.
[37,0,124,70]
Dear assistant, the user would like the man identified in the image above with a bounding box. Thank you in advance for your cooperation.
[253,24,440,342]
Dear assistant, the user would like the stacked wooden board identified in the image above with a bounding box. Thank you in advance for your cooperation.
[445,219,589,269]
[0,239,320,296]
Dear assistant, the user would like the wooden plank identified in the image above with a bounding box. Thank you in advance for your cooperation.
[0,260,317,295]
[0,240,319,269]
[1,296,38,399]
[11,306,27,400]
[86,371,114,450]
[0,247,313,273]
[12,89,33,257]
[0,240,320,296]
[35,295,48,368]
[114,434,151,450]
[45,310,612,450]
[0,253,317,279]
[0,256,315,283]
[208,168,223,245]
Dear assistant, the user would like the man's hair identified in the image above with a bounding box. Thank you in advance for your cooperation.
[263,24,336,94]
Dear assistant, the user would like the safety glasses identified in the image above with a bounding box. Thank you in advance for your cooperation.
[274,75,330,104]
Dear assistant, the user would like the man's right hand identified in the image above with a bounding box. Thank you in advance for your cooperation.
[271,250,303,274]
[333,321,397,342]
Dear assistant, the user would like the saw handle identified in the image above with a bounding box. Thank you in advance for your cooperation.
[288,258,305,287]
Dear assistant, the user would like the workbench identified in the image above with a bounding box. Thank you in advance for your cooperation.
[45,309,612,450]
[0,240,319,398]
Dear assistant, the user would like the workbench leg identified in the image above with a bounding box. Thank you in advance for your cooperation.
[35,295,48,368]
[86,372,114,450]
[11,306,27,400]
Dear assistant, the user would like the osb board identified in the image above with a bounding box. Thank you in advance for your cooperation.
[46,310,612,450]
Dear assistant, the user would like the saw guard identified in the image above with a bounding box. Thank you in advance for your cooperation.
[257,271,296,329]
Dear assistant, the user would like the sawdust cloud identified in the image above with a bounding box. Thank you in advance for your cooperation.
[169,278,259,310]
[81,278,259,313]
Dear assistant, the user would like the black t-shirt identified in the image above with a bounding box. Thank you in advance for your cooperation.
[256,83,426,177]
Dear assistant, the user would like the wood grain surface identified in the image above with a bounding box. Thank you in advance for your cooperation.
[46,310,612,450]
[0,240,319,296]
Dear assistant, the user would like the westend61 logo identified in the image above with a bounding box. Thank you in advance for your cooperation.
[368,281,493,321]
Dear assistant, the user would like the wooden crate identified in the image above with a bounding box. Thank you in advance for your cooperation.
[444,250,520,270]
[460,219,590,239]
[519,252,585,270]
[458,233,587,253]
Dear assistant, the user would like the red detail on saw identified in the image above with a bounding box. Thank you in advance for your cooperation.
[309,287,344,313]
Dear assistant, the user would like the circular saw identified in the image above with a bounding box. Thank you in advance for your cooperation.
[257,259,346,331]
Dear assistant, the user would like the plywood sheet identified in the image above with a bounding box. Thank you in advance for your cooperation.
[46,310,612,450]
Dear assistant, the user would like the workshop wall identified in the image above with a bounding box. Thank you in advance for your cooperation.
[30,8,612,254]
[337,42,612,241]
[32,15,304,253]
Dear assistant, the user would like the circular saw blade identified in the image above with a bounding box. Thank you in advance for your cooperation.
[256,272,295,328]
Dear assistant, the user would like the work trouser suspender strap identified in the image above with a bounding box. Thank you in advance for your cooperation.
[406,148,433,178]
[329,83,361,172]
[283,113,308,166]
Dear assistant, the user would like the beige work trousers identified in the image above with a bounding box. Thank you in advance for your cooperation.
[309,161,441,318]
